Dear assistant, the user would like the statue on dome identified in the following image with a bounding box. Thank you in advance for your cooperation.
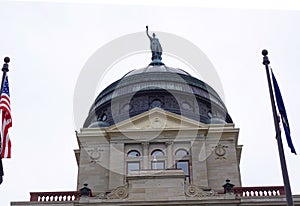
[146,26,163,61]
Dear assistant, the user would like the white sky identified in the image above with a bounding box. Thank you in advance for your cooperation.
[1,1,300,205]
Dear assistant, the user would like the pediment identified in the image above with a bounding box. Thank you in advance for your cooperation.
[108,108,206,131]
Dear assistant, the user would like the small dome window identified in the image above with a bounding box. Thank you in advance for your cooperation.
[127,150,140,157]
[151,99,162,108]
[207,111,213,118]
[99,113,107,121]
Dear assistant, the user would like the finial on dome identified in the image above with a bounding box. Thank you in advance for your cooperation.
[146,26,164,66]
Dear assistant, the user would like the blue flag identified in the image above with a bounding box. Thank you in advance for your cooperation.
[271,70,296,154]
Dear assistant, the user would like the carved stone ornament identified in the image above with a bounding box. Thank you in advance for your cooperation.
[213,144,228,160]
[85,147,103,163]
[106,184,129,199]
[185,184,216,197]
[150,117,166,129]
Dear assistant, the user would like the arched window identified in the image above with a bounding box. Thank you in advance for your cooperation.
[151,149,164,156]
[127,150,140,157]
[151,149,165,170]
[175,149,188,157]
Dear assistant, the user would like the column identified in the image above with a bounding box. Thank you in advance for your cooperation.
[165,141,174,169]
[142,142,149,170]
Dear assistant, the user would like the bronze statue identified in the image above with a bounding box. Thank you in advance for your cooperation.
[146,26,162,61]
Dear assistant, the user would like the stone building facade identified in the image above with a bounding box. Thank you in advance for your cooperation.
[11,38,300,206]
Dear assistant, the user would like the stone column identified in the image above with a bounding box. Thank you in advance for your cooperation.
[165,141,174,169]
[142,142,149,170]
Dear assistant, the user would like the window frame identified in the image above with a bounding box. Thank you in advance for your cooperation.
[151,160,165,170]
[151,149,164,157]
[127,150,141,157]
[175,160,191,183]
[126,161,141,174]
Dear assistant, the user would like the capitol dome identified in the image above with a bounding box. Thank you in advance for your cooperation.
[83,64,232,128]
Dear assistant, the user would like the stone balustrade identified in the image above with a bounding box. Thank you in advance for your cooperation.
[29,186,285,202]
[29,191,81,202]
[232,186,285,197]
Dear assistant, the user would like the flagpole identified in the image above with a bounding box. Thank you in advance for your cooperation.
[262,50,294,206]
[0,57,10,93]
[0,57,10,184]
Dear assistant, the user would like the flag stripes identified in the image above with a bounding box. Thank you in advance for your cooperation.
[0,75,12,158]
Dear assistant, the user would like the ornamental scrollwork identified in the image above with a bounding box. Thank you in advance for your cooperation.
[185,184,216,197]
[97,184,128,199]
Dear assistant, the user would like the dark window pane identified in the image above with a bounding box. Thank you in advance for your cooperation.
[176,161,190,182]
[176,161,189,175]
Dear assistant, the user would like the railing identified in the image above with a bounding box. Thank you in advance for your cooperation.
[30,191,81,202]
[232,186,285,197]
[29,186,285,202]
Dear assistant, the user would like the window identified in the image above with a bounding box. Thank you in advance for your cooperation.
[151,149,164,157]
[176,160,190,182]
[99,113,107,121]
[151,99,162,108]
[127,150,140,157]
[151,160,165,170]
[127,162,140,174]
[175,149,188,157]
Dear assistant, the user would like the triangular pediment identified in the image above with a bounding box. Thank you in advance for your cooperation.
[108,108,206,131]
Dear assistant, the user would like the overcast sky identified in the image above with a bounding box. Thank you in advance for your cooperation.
[0,1,300,205]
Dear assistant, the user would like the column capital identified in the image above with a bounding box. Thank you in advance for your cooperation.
[165,141,174,146]
[141,142,149,148]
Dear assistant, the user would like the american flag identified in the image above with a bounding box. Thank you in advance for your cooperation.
[0,75,12,158]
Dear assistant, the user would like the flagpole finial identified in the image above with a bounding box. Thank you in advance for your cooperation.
[262,49,270,65]
[4,57,10,64]
[262,49,268,56]
[2,57,10,72]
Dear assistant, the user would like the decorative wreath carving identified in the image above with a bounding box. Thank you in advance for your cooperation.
[213,144,228,160]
